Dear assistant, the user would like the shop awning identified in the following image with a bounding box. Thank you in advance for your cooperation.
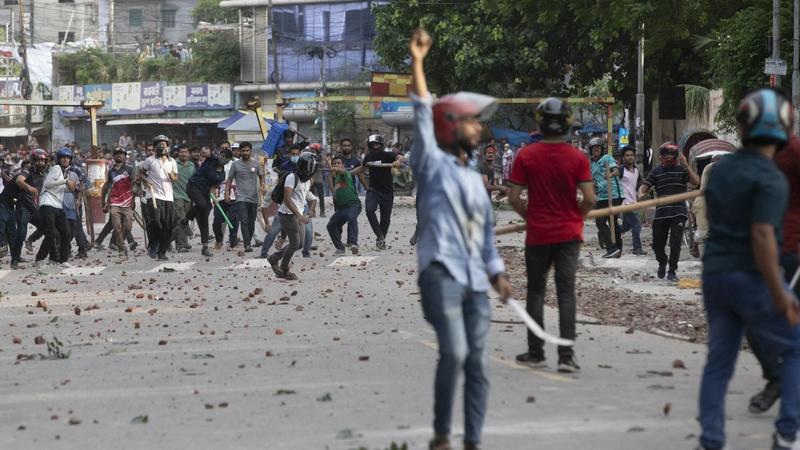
[222,112,274,132]
[105,118,225,126]
[0,126,44,137]
[217,111,247,129]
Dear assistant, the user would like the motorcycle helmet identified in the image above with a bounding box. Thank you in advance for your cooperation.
[658,141,680,168]
[432,92,498,150]
[535,98,573,136]
[296,151,318,182]
[736,88,793,146]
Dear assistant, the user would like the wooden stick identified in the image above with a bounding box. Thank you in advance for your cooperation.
[495,190,703,236]
[366,162,394,168]
[606,167,616,244]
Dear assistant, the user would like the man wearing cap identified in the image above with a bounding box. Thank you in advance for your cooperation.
[102,147,135,256]
[139,135,178,260]
[408,29,512,450]
[362,134,404,250]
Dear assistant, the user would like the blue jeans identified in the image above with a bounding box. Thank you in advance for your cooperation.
[419,263,490,445]
[326,205,361,249]
[699,271,800,449]
[620,211,642,251]
[259,215,282,257]
[258,209,313,257]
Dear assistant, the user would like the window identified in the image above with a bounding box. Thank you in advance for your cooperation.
[58,32,74,43]
[3,0,17,5]
[344,8,375,41]
[162,9,176,29]
[129,9,142,27]
[322,11,330,42]
[58,0,74,3]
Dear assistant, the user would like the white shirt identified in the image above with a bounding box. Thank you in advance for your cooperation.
[141,156,177,202]
[223,158,236,200]
[278,173,318,215]
[118,135,133,149]
[40,165,68,209]
[620,164,639,206]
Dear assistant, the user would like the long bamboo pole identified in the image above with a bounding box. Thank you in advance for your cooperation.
[495,190,702,236]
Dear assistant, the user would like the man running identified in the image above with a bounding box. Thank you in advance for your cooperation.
[327,156,362,255]
[214,143,240,250]
[698,88,800,450]
[363,134,404,250]
[259,144,303,257]
[186,148,231,257]
[589,137,624,258]
[226,142,264,252]
[37,148,76,267]
[638,142,699,281]
[139,135,178,260]
[267,152,317,280]
[409,29,512,450]
[619,146,646,255]
[172,143,195,253]
[508,99,595,373]
[102,147,135,257]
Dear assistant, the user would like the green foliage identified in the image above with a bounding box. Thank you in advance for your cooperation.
[192,0,238,24]
[373,0,748,106]
[55,32,240,85]
[682,84,710,118]
[704,0,792,130]
[323,102,358,145]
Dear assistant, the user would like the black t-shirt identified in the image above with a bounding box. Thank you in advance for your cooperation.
[362,150,397,194]
[11,169,44,212]
[0,173,18,209]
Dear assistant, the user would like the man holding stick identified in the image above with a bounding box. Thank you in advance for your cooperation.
[508,99,595,373]
[139,135,178,260]
[408,29,512,450]
[697,88,800,450]
[638,142,699,281]
[589,138,624,258]
[101,147,135,257]
[185,148,231,257]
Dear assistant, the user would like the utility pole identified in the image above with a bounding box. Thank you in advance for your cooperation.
[635,23,645,168]
[268,0,283,122]
[17,0,31,145]
[774,0,782,86]
[793,0,799,134]
[320,48,327,154]
[109,0,115,52]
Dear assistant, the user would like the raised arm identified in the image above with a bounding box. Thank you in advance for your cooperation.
[409,28,442,179]
[410,29,431,99]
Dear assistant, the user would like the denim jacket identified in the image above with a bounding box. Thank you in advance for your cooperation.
[411,93,505,292]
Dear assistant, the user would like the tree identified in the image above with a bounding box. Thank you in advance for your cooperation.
[704,0,794,130]
[372,0,747,107]
[192,0,238,24]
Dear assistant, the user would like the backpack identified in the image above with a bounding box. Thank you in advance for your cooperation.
[270,171,299,205]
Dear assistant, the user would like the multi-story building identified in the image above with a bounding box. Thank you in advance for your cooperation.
[220,0,397,145]
[0,0,197,48]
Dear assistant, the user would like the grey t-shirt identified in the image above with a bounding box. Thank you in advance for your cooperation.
[227,158,264,204]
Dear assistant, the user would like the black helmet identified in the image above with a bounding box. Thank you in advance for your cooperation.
[535,98,573,136]
[296,151,318,181]
[367,134,384,145]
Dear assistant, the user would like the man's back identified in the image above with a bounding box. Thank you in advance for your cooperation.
[508,142,591,245]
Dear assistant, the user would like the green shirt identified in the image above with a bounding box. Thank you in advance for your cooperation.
[703,151,788,274]
[332,171,360,209]
[173,160,195,202]
[591,154,624,201]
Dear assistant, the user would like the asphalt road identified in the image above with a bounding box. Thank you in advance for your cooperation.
[0,202,776,450]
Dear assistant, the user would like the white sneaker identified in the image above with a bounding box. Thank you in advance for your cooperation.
[59,262,73,269]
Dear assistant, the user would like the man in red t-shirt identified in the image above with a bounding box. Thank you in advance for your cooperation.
[508,98,595,373]
[102,148,135,256]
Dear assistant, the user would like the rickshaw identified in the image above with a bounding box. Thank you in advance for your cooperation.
[684,138,737,257]
[676,129,719,257]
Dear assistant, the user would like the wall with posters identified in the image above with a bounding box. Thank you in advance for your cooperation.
[56,82,233,118]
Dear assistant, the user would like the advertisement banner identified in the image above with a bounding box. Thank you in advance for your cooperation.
[163,85,187,109]
[112,82,141,113]
[139,81,164,113]
[207,84,231,109]
[85,84,113,114]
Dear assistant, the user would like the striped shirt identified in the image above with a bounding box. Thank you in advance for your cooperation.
[643,165,690,220]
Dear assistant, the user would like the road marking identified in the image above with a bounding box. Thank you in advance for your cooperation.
[328,256,376,267]
[229,258,272,269]
[59,266,107,276]
[143,262,196,273]
[418,339,574,384]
